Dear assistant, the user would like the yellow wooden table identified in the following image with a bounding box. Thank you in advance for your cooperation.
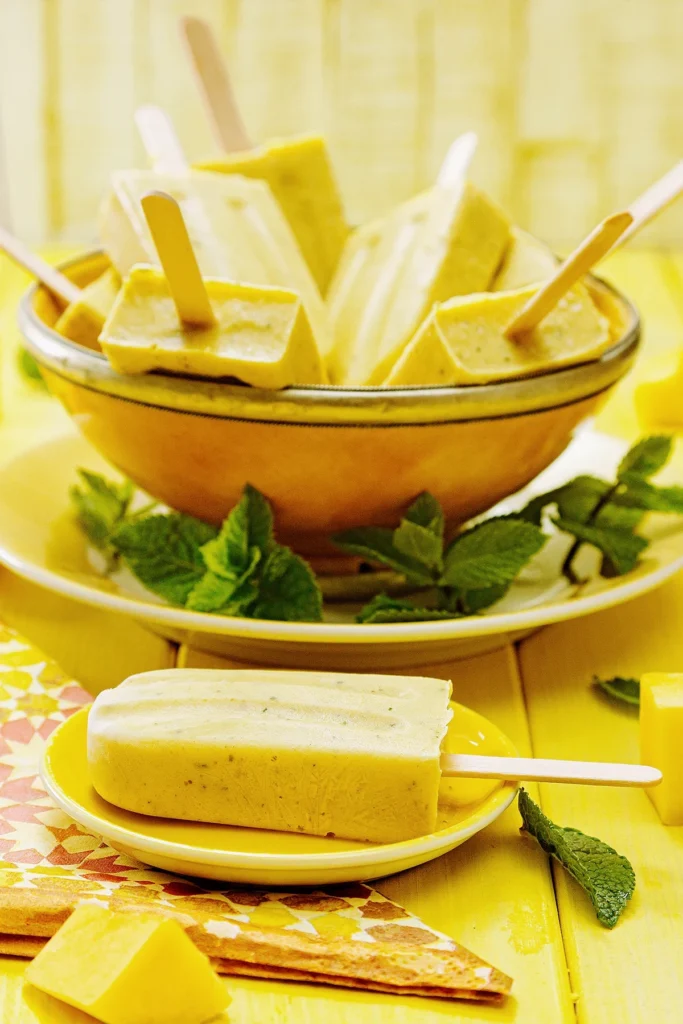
[0,251,682,1022]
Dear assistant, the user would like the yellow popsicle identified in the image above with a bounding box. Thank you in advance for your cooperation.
[100,265,325,388]
[326,181,511,384]
[99,168,331,357]
[87,669,454,845]
[386,283,611,386]
[54,267,121,349]
[25,903,229,1024]
[491,227,558,291]
[640,672,683,825]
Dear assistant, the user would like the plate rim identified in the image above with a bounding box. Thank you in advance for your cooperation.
[1,430,683,646]
[40,706,517,872]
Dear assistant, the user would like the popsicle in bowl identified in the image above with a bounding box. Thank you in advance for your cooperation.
[87,669,660,847]
[182,15,349,295]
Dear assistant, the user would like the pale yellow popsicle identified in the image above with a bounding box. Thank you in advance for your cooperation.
[100,265,325,388]
[54,267,121,349]
[326,182,510,385]
[491,227,558,291]
[386,283,611,386]
[99,168,331,357]
[87,669,454,845]
[198,135,349,296]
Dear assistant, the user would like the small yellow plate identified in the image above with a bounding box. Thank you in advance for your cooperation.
[41,704,517,886]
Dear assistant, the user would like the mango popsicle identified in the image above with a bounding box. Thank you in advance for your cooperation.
[99,168,331,357]
[54,266,121,349]
[491,227,558,291]
[87,669,453,845]
[326,181,511,385]
[182,16,348,295]
[100,264,325,388]
[386,283,611,386]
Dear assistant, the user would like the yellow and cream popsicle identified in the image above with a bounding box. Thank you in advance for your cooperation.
[87,669,454,845]
[491,227,558,291]
[326,176,510,385]
[99,168,331,357]
[54,266,121,349]
[182,16,348,295]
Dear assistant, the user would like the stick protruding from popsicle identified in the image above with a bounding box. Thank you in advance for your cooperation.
[180,16,252,154]
[440,753,662,788]
[141,191,216,328]
[504,210,633,340]
[436,131,479,191]
[135,105,189,176]
[0,224,82,306]
[617,159,683,248]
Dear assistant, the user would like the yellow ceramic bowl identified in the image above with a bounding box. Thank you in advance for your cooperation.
[41,702,517,885]
[20,252,640,562]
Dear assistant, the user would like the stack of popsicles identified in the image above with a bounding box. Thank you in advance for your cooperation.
[19,18,683,391]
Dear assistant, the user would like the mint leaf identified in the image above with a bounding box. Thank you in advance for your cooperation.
[251,547,323,621]
[593,675,640,707]
[393,519,443,572]
[186,564,259,615]
[619,475,683,515]
[70,470,134,552]
[18,348,48,389]
[357,594,456,624]
[442,518,546,590]
[112,514,217,605]
[404,493,444,537]
[201,485,273,579]
[618,435,672,480]
[554,517,648,576]
[456,583,509,613]
[518,789,635,928]
[332,527,435,584]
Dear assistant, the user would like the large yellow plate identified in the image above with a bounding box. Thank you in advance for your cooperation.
[41,704,517,886]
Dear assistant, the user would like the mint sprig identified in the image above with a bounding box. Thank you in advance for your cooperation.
[70,470,135,569]
[112,514,218,605]
[593,675,640,707]
[519,789,635,928]
[334,498,547,622]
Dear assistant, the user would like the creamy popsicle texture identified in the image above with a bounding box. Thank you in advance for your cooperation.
[491,227,558,291]
[198,134,349,296]
[87,669,454,845]
[386,282,611,386]
[100,265,326,387]
[326,181,510,384]
[54,267,121,350]
[99,169,331,357]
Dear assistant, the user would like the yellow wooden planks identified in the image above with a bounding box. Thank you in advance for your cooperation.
[180,644,575,1023]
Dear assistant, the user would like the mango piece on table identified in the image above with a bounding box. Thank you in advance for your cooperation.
[640,672,683,825]
[636,355,683,431]
[25,903,229,1024]
[100,265,326,389]
[386,282,610,386]
[54,268,121,351]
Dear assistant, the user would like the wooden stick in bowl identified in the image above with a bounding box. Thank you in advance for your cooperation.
[0,225,81,306]
[441,753,661,788]
[616,159,683,248]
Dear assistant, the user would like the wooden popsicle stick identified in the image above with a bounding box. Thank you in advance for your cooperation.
[616,159,683,248]
[134,105,189,175]
[441,753,661,788]
[0,224,81,306]
[180,16,252,153]
[504,210,633,339]
[141,191,215,327]
[436,131,478,190]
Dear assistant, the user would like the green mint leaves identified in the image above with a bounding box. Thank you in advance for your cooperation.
[518,435,679,583]
[71,474,323,622]
[593,675,641,706]
[518,789,635,928]
[334,497,547,622]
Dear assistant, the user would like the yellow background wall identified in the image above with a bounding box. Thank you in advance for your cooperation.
[1,0,683,249]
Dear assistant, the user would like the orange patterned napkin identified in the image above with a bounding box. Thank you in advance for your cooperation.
[0,622,511,1002]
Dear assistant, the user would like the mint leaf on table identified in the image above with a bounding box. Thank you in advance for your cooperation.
[111,513,217,605]
[593,675,640,707]
[356,594,456,624]
[70,470,134,559]
[617,435,672,480]
[554,517,649,576]
[251,546,323,622]
[518,789,635,928]
[442,518,547,590]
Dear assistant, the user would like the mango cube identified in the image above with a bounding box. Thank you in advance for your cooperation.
[636,355,683,431]
[640,672,683,825]
[100,265,326,389]
[25,903,229,1024]
[54,268,121,350]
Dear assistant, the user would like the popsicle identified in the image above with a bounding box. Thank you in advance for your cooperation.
[100,193,325,388]
[99,167,331,357]
[181,15,349,295]
[326,158,510,385]
[491,227,558,291]
[87,669,659,846]
[54,266,121,348]
[640,672,683,825]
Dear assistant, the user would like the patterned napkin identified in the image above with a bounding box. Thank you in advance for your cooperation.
[0,622,511,1002]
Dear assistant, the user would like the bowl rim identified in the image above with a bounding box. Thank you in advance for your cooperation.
[19,250,641,426]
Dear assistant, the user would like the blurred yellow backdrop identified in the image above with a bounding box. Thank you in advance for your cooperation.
[1,0,682,250]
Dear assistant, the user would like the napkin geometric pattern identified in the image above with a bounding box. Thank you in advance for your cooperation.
[0,623,511,1002]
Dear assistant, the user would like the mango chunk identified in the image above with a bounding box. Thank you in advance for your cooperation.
[636,354,683,431]
[25,904,229,1024]
[640,672,683,825]
[54,268,121,351]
